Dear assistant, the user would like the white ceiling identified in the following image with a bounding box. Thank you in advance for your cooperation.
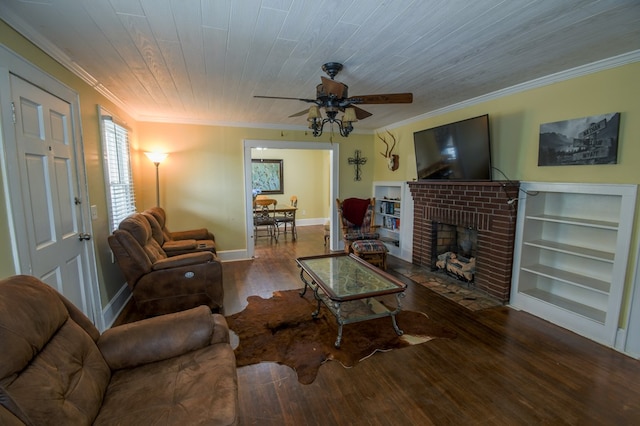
[1,0,639,132]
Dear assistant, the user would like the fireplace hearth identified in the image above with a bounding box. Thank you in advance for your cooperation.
[409,181,519,302]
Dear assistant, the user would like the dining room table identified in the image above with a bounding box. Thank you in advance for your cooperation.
[253,198,298,240]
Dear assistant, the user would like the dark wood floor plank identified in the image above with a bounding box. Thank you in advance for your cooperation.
[115,225,640,425]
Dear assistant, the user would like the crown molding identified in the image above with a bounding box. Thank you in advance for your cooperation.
[0,9,137,119]
[381,49,640,133]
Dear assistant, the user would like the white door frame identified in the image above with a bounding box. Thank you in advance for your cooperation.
[0,44,103,329]
[622,239,640,358]
[243,139,340,259]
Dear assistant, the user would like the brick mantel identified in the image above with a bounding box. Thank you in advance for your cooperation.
[408,181,520,302]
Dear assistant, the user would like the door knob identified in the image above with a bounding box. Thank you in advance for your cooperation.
[78,233,92,241]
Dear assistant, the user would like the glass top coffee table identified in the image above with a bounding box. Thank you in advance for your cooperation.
[296,253,407,348]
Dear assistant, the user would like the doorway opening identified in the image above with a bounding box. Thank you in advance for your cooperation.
[243,140,339,259]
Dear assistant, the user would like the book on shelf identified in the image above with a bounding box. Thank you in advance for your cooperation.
[379,200,401,216]
[383,216,400,230]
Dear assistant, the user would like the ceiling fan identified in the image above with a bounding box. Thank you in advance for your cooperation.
[254,62,413,137]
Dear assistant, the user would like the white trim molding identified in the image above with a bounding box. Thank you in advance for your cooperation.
[380,50,640,133]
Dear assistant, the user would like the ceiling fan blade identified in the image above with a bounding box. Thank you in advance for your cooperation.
[288,109,310,118]
[348,93,413,104]
[352,106,372,120]
[254,95,317,103]
[320,76,347,98]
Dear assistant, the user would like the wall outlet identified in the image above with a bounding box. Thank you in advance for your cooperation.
[302,209,306,215]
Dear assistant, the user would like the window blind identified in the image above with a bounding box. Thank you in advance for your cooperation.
[101,115,136,232]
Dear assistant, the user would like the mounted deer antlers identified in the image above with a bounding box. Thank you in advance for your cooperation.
[377,130,399,171]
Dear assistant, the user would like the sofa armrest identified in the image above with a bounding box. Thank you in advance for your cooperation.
[170,228,213,241]
[162,239,197,253]
[151,252,214,270]
[211,313,231,344]
[98,305,216,370]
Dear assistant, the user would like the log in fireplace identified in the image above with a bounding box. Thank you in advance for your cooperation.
[434,224,478,282]
[408,181,520,302]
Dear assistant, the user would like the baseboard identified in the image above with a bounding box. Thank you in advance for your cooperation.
[217,249,251,262]
[296,218,327,226]
[101,282,131,331]
[614,327,640,359]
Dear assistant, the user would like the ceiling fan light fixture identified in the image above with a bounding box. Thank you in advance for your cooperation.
[255,62,412,139]
[308,107,353,138]
[343,107,357,123]
[307,105,321,120]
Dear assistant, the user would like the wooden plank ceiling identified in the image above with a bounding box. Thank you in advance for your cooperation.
[1,0,639,131]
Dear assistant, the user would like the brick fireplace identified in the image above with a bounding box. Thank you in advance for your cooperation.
[408,181,520,302]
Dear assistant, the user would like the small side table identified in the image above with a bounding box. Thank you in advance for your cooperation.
[351,239,388,270]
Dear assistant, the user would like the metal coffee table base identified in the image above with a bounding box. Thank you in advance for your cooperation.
[300,271,404,348]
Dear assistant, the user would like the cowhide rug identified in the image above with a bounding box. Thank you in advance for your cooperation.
[226,289,456,384]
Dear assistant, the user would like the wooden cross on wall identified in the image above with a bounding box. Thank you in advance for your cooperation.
[348,150,367,181]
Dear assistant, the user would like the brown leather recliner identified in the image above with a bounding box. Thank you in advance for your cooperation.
[0,275,238,425]
[108,213,224,317]
[144,206,216,256]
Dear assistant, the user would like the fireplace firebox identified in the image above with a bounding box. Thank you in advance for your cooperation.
[433,224,478,282]
[408,181,519,302]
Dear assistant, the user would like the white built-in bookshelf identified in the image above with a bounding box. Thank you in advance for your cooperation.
[510,182,637,346]
[373,181,414,262]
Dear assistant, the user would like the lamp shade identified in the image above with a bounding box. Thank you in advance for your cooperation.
[343,107,357,123]
[307,106,321,121]
[145,152,168,164]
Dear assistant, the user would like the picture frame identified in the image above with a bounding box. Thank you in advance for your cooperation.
[538,112,620,166]
[251,159,283,194]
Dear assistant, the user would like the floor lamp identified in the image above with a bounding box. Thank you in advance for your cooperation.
[144,152,168,206]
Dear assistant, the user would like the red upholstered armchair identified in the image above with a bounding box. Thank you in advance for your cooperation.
[336,197,379,252]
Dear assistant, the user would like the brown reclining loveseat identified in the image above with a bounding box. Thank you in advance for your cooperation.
[108,213,224,317]
[0,275,238,425]
[142,206,216,256]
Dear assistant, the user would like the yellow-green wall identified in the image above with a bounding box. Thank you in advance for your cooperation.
[378,63,640,186]
[134,122,371,252]
[1,19,638,328]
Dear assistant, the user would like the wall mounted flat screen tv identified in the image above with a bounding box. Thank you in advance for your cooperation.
[414,114,492,181]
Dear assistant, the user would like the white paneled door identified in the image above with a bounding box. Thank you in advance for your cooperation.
[10,74,92,318]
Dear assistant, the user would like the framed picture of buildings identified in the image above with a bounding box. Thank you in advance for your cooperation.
[251,159,283,194]
[538,112,620,166]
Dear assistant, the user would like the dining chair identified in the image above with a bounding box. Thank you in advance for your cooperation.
[253,198,278,242]
[275,195,297,240]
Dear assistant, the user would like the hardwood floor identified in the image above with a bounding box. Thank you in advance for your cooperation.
[116,225,640,425]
